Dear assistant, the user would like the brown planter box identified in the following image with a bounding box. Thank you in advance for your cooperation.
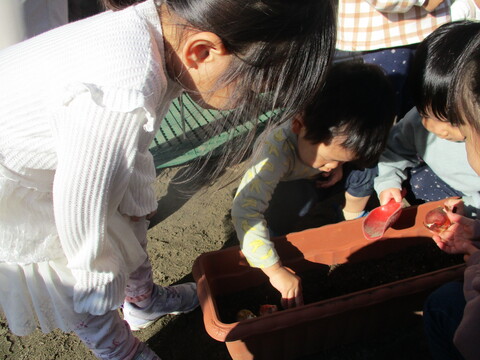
[192,200,465,360]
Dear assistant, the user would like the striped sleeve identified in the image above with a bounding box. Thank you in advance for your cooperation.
[231,129,291,268]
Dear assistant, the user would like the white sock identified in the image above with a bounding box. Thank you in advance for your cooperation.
[342,209,365,220]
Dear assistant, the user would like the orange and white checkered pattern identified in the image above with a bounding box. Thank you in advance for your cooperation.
[337,0,452,51]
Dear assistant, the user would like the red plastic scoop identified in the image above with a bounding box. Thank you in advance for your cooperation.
[362,199,403,241]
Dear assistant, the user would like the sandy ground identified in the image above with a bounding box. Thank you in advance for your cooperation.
[0,161,433,360]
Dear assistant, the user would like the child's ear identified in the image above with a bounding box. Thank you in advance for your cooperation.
[291,115,305,135]
[182,32,228,69]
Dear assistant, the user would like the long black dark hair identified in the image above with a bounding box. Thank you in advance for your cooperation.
[103,0,337,185]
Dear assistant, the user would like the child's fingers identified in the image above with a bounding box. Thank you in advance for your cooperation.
[454,214,475,228]
[146,210,157,219]
[130,213,156,221]
[296,292,304,307]
[282,296,301,309]
[391,190,403,203]
[443,198,463,214]
[379,188,401,205]
[379,195,392,206]
[281,296,294,309]
[281,287,303,308]
[432,232,458,252]
[444,211,464,224]
[432,234,448,250]
[434,223,459,242]
[287,297,296,308]
[462,241,479,256]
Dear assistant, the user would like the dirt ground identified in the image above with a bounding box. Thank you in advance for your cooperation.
[0,161,435,360]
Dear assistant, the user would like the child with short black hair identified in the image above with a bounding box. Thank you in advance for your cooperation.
[231,60,395,309]
[373,21,480,219]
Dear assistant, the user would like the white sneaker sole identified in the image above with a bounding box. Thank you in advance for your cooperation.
[126,308,198,331]
[128,319,156,331]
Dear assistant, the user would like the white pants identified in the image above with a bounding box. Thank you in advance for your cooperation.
[74,218,154,360]
[0,0,68,50]
[74,311,141,360]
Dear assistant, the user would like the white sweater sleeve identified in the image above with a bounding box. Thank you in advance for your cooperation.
[52,91,146,315]
[118,149,157,217]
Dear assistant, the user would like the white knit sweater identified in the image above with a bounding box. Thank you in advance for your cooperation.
[0,0,182,314]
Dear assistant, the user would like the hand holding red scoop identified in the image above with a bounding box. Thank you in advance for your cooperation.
[362,198,403,241]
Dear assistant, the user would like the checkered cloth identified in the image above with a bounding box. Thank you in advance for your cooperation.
[337,0,452,51]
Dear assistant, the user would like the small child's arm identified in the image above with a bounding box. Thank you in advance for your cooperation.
[375,109,424,201]
[231,159,282,269]
[231,133,303,308]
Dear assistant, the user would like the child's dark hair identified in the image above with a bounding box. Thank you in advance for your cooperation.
[102,0,337,184]
[409,21,480,121]
[301,60,395,167]
[449,26,480,134]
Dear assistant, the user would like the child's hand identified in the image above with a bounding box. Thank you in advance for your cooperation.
[423,0,445,12]
[443,197,464,215]
[431,212,480,259]
[264,263,304,309]
[129,210,158,222]
[316,165,343,189]
[379,188,403,205]
[146,209,157,219]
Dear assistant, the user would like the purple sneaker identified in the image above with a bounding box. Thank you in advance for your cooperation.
[124,283,199,331]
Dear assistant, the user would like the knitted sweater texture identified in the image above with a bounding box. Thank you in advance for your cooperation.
[0,0,182,314]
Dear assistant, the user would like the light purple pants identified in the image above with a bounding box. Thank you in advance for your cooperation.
[74,218,154,360]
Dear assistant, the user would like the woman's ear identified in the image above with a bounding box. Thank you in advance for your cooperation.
[291,114,305,135]
[182,32,228,69]
[175,31,233,109]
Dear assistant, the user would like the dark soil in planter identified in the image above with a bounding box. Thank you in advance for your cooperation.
[216,241,464,324]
